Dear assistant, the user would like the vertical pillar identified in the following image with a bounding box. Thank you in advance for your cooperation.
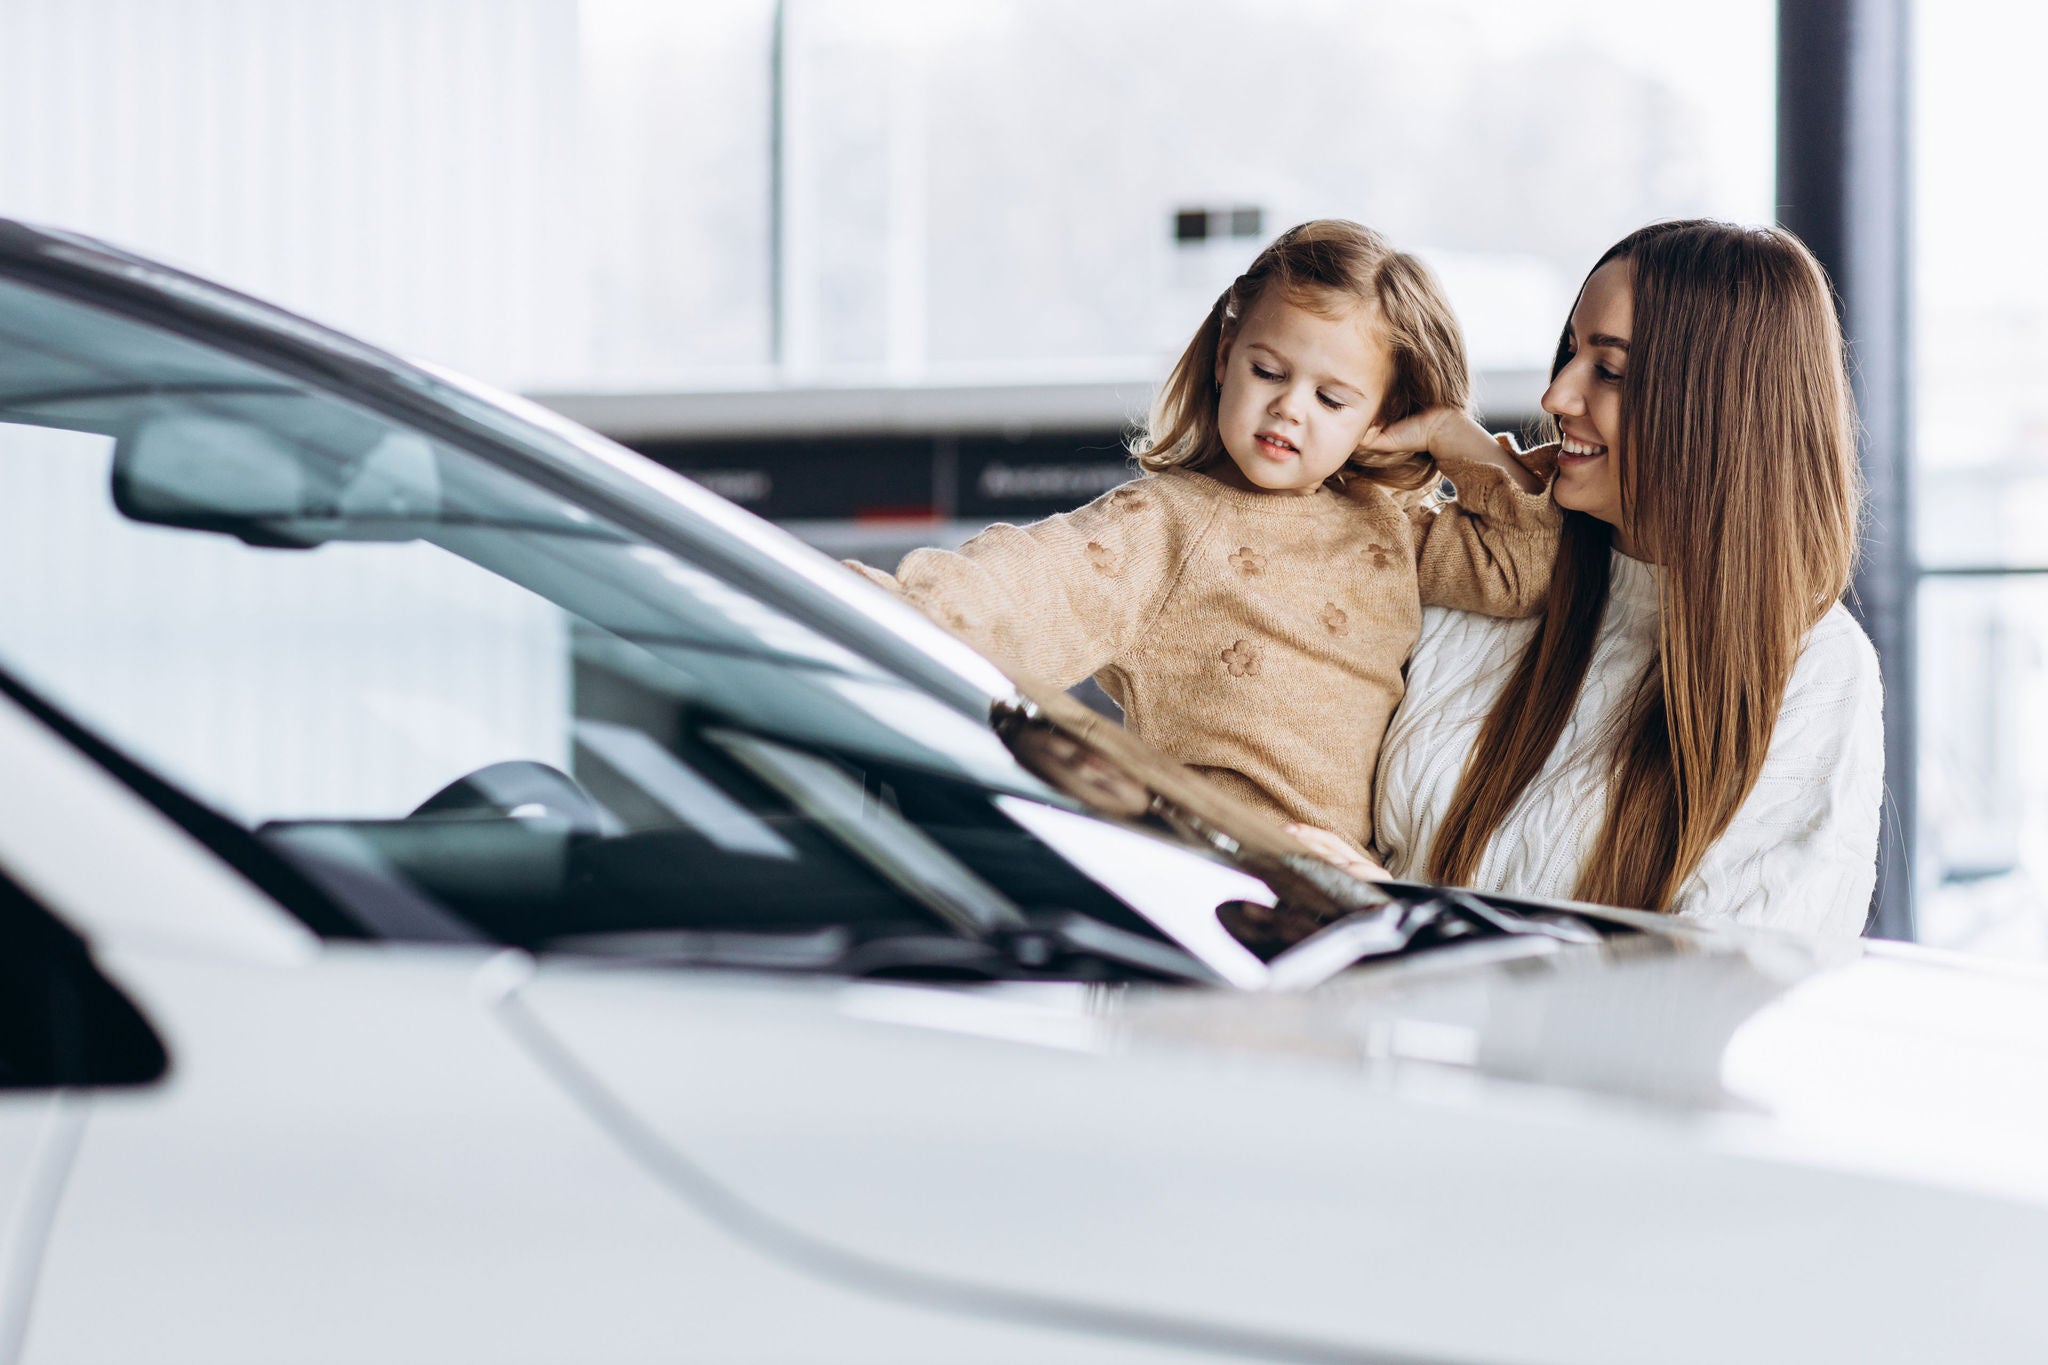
[770,0,788,371]
[1777,0,1916,939]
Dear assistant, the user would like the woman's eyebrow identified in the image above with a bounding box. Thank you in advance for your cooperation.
[1587,332,1631,351]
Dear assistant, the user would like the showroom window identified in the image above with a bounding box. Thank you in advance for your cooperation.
[583,0,1777,394]
[1910,2,2048,956]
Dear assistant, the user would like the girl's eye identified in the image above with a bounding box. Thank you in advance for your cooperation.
[1318,392,1347,410]
[1595,365,1623,383]
[1250,363,1282,381]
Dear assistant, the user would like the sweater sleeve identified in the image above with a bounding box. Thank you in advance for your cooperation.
[1409,441,1562,618]
[1673,610,1886,938]
[848,478,1195,689]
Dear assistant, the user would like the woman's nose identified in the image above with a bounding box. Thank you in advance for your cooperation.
[1540,369,1583,418]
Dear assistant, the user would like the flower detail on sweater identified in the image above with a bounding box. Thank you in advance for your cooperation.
[1320,603,1349,636]
[1220,639,1263,677]
[865,453,1560,857]
[900,580,972,633]
[1364,543,1393,570]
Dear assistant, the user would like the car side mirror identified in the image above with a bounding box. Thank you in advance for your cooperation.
[0,871,168,1091]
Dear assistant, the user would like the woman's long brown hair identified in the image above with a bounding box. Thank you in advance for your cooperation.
[1426,220,1861,911]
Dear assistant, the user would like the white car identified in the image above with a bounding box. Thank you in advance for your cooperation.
[1,218,2045,1365]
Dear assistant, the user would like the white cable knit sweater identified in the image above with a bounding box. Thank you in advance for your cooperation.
[1374,550,1885,937]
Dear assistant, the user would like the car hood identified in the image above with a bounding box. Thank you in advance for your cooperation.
[502,928,2048,1364]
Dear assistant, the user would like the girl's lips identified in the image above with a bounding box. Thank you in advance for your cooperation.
[1254,434,1299,460]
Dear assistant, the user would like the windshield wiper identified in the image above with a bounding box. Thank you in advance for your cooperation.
[541,892,1602,992]
[706,727,1028,940]
[1261,890,1606,992]
[542,913,1217,985]
[989,680,1391,932]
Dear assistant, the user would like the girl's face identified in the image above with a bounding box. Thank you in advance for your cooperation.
[1213,288,1391,495]
[1542,259,1634,549]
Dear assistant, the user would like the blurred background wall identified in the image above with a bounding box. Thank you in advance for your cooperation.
[0,0,2041,956]
[0,0,1774,390]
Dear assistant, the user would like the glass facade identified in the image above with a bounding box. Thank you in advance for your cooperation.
[584,0,1777,399]
[1912,2,2048,953]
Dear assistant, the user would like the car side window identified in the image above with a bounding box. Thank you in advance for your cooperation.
[0,278,1166,965]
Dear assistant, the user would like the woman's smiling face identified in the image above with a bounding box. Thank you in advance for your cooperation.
[1542,258,1635,551]
[1213,287,1390,495]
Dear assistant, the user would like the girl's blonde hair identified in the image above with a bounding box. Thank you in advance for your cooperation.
[1132,219,1472,492]
[1427,220,1861,911]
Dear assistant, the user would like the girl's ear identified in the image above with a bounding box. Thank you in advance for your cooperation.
[1213,315,1239,388]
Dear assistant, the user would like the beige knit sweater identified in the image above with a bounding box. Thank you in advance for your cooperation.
[854,452,1559,850]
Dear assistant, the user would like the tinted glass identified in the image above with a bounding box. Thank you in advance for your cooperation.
[0,277,1176,965]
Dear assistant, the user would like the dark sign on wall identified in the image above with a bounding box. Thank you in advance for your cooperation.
[632,429,1134,524]
[956,432,1134,520]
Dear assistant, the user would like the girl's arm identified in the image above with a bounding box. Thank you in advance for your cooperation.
[1365,409,1548,493]
[1673,613,1886,937]
[1283,822,1391,881]
[846,479,1191,689]
[1361,409,1561,617]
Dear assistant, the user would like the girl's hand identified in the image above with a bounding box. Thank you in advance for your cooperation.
[1355,408,1459,459]
[1357,408,1544,494]
[1284,823,1390,881]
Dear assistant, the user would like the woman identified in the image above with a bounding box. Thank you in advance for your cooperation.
[1306,219,1884,937]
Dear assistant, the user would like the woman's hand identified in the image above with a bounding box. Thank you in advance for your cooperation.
[1284,823,1390,881]
[1357,408,1545,494]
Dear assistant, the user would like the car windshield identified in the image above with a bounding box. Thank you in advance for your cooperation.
[0,272,1275,982]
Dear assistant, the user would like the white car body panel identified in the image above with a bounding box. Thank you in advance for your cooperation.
[513,953,2048,1365]
[0,698,1191,1363]
[16,947,1203,1365]
[21,679,2043,1362]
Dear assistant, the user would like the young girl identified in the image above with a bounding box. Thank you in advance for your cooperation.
[851,220,1557,853]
